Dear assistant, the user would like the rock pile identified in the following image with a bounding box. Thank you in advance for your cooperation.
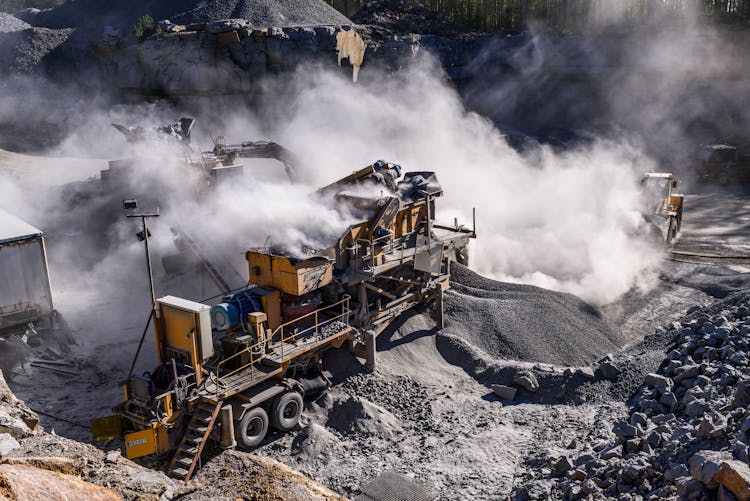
[0,12,29,33]
[25,0,351,36]
[0,12,72,74]
[528,293,750,500]
[445,264,620,367]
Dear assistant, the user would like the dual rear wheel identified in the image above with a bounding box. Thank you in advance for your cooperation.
[234,390,303,451]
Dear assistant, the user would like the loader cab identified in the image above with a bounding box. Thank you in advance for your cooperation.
[640,173,676,214]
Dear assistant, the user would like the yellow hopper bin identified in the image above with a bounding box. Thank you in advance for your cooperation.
[246,250,333,297]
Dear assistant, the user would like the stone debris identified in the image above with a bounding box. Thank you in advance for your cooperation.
[492,384,517,401]
[512,293,750,500]
[0,434,20,457]
[513,370,540,393]
[0,13,31,33]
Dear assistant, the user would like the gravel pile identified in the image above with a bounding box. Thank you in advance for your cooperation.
[340,373,433,424]
[0,12,29,32]
[0,26,73,73]
[28,0,351,34]
[171,0,352,28]
[445,264,620,366]
[514,292,750,500]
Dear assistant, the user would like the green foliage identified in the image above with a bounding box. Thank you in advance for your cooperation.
[134,13,155,41]
[330,0,750,33]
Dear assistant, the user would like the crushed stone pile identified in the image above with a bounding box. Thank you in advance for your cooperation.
[0,11,72,74]
[444,264,621,366]
[0,27,72,73]
[27,0,351,34]
[513,292,750,500]
[0,12,29,32]
[351,0,463,35]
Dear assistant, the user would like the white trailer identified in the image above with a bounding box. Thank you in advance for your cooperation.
[0,208,54,334]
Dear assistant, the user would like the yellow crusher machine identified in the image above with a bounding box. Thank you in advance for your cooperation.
[92,161,475,482]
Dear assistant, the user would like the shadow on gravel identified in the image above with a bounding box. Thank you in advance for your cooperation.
[663,267,750,299]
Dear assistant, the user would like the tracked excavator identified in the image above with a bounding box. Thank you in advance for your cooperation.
[92,160,475,482]
[104,117,301,187]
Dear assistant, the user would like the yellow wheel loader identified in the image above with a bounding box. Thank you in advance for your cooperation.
[640,172,684,246]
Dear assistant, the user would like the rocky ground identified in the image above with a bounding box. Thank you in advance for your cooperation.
[0,368,344,500]
[512,292,750,500]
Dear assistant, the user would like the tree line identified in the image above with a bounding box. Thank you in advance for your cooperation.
[330,0,750,32]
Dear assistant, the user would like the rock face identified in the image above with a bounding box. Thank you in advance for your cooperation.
[96,24,348,96]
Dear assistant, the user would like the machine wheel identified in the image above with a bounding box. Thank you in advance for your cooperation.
[665,217,678,246]
[270,391,303,432]
[235,407,268,450]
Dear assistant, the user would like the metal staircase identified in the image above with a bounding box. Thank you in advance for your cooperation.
[166,399,222,482]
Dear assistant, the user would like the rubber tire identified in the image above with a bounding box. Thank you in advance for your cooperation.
[665,218,678,247]
[270,391,303,432]
[235,407,268,451]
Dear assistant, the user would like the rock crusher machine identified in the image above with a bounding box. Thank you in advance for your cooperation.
[92,161,475,482]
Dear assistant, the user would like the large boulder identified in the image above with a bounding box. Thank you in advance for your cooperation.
[513,370,540,393]
[690,451,734,490]
[187,450,347,500]
[0,463,120,500]
[715,460,750,501]
[491,384,517,401]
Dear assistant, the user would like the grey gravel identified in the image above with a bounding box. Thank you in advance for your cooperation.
[445,263,620,367]
[30,0,351,34]
[0,26,73,73]
[0,13,30,33]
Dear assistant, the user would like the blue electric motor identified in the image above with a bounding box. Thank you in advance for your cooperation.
[211,290,261,331]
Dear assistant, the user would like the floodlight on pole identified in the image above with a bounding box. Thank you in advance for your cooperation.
[124,200,160,310]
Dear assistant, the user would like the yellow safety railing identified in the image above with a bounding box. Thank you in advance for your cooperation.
[356,231,409,272]
[214,295,350,398]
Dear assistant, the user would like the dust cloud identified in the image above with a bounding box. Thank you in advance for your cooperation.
[7,11,738,312]
[264,58,660,304]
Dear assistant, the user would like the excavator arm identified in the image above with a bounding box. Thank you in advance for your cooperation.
[207,141,299,182]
